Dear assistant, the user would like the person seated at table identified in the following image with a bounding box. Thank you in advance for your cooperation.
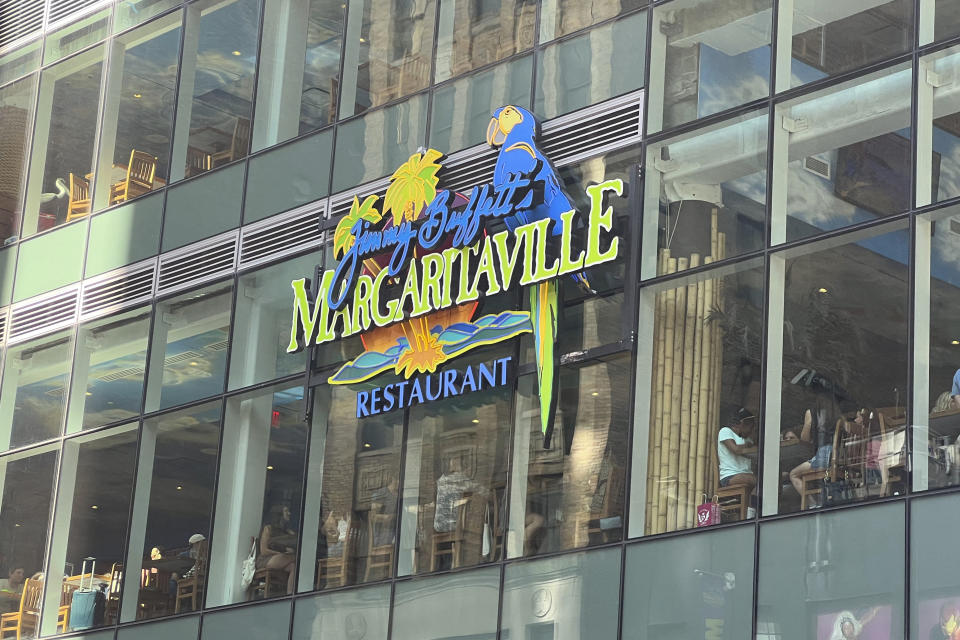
[180,533,207,578]
[717,408,757,517]
[258,504,297,594]
[788,396,843,505]
[369,478,398,547]
[0,567,25,614]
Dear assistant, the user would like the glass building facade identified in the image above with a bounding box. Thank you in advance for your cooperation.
[2,0,960,639]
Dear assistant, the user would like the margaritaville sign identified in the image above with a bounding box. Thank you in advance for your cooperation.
[287,105,623,437]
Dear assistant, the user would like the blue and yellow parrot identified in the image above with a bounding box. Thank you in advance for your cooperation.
[486,105,589,446]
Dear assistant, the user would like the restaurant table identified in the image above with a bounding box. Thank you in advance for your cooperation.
[742,438,816,470]
[141,557,195,574]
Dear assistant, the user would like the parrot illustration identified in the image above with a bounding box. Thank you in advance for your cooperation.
[486,105,590,446]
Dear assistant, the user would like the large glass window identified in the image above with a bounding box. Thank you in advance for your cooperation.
[911,493,960,640]
[919,44,960,207]
[0,445,58,616]
[539,0,643,43]
[756,503,905,640]
[781,0,913,91]
[67,307,151,433]
[429,56,532,154]
[41,425,138,635]
[502,548,621,640]
[772,63,912,244]
[23,46,105,236]
[632,260,764,536]
[229,252,320,390]
[648,0,771,134]
[391,568,499,640]
[306,385,402,590]
[398,347,512,575]
[207,385,307,606]
[121,402,222,622]
[509,357,630,557]
[916,206,960,493]
[170,0,260,181]
[253,0,344,151]
[0,74,37,242]
[0,331,75,452]
[92,12,181,212]
[434,0,536,83]
[144,282,233,413]
[642,109,767,279]
[931,0,960,44]
[200,599,291,640]
[534,11,646,121]
[622,526,755,640]
[337,0,435,118]
[764,224,909,516]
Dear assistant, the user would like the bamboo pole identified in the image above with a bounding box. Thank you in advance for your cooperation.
[687,258,706,525]
[665,257,688,532]
[710,233,727,494]
[678,254,699,528]
[655,257,678,534]
[696,257,715,501]
[646,249,670,533]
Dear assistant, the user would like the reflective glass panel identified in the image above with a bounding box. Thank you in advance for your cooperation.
[42,425,138,635]
[539,0,644,43]
[756,503,904,640]
[253,0,344,151]
[161,162,244,251]
[172,0,260,181]
[292,585,390,640]
[92,13,181,212]
[0,40,41,87]
[0,74,37,242]
[911,493,960,640]
[648,0,771,134]
[785,0,913,90]
[0,445,58,612]
[122,402,222,621]
[766,224,909,516]
[920,44,960,207]
[67,307,151,432]
[502,548,621,640]
[307,385,402,590]
[117,615,199,640]
[642,110,767,279]
[0,331,74,451]
[434,0,536,82]
[44,8,113,65]
[331,94,427,192]
[773,64,912,244]
[535,11,646,121]
[509,357,630,557]
[201,600,291,640]
[398,347,512,575]
[145,282,233,412]
[23,46,105,237]
[933,0,960,43]
[391,568,499,640]
[429,56,532,153]
[623,526,755,640]
[337,0,435,118]
[208,385,307,606]
[229,251,320,390]
[117,0,181,31]
[633,260,764,535]
[243,130,332,223]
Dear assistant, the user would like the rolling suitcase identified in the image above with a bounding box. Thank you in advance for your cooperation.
[70,558,106,631]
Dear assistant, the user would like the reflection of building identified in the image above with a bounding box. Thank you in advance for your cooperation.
[0,105,27,240]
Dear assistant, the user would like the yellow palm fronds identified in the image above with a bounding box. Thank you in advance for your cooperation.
[333,194,381,259]
[384,149,444,225]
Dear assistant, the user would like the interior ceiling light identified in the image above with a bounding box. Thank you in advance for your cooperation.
[817,288,828,294]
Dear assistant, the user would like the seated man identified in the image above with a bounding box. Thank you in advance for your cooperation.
[0,567,25,614]
[717,408,757,517]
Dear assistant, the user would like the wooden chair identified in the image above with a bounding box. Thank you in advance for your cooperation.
[799,423,843,509]
[174,541,207,613]
[363,513,395,581]
[248,568,286,600]
[0,579,42,640]
[57,580,79,633]
[103,563,122,625]
[716,483,750,521]
[186,146,212,177]
[877,411,905,495]
[66,173,90,222]
[316,523,354,589]
[430,494,472,572]
[109,150,157,205]
[210,117,250,167]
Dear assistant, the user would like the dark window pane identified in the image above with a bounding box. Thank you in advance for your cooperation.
[0,447,57,590]
[0,74,37,242]
[434,0,536,82]
[292,585,390,640]
[200,600,291,640]
[539,0,644,43]
[391,568,499,640]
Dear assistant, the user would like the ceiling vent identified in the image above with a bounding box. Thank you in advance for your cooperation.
[541,90,644,167]
[8,285,80,344]
[0,308,7,345]
[239,201,325,270]
[80,259,156,322]
[803,154,831,180]
[157,231,238,297]
[0,0,43,52]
